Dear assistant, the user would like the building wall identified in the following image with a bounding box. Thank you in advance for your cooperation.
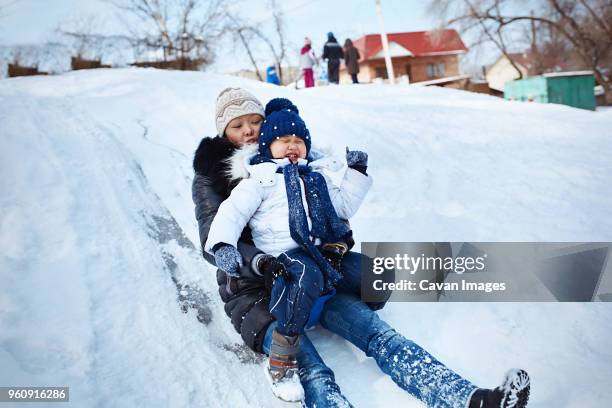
[486,57,528,92]
[503,76,548,103]
[340,54,460,83]
[547,75,596,110]
[505,74,596,110]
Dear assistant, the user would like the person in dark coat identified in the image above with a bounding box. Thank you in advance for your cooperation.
[322,32,343,84]
[192,88,272,352]
[343,38,361,84]
[193,88,373,354]
[192,87,354,406]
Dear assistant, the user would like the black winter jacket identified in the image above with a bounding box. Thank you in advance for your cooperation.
[322,38,344,60]
[192,136,274,353]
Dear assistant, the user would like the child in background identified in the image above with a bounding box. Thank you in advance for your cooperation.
[299,37,317,88]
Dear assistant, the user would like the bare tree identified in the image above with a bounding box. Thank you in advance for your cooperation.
[57,16,108,60]
[227,0,289,83]
[104,0,229,69]
[10,45,41,67]
[429,0,612,103]
[264,0,289,83]
[232,25,264,81]
[429,1,535,80]
[56,16,136,69]
[517,12,576,75]
[7,42,69,74]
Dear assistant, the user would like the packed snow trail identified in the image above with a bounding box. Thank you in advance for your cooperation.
[0,93,287,407]
[1,69,612,407]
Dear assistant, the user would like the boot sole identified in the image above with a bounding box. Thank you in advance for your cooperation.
[501,369,530,408]
[263,360,304,403]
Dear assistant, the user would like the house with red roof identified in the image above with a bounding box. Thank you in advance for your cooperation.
[340,29,468,84]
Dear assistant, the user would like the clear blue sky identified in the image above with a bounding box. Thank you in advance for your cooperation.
[0,0,502,72]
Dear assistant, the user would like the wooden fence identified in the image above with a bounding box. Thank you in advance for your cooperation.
[8,64,48,78]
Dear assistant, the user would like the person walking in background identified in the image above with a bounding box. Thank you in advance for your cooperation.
[299,37,317,88]
[322,32,343,84]
[343,38,361,84]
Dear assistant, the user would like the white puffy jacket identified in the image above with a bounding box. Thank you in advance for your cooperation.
[299,49,317,69]
[205,145,372,257]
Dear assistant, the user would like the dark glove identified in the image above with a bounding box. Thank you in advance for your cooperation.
[346,147,368,175]
[213,244,243,277]
[257,255,290,290]
[321,242,349,272]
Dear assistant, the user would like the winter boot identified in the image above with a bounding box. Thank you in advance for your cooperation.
[265,329,304,402]
[469,369,530,408]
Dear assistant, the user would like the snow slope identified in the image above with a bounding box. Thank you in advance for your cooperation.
[1,68,612,407]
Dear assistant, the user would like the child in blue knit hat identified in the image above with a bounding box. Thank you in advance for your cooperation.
[204,97,372,400]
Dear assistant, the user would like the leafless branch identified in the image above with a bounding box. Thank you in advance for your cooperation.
[103,0,227,68]
[428,0,612,103]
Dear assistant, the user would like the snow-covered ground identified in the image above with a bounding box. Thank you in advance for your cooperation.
[1,68,612,407]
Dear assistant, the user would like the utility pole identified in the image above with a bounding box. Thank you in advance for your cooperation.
[375,0,395,84]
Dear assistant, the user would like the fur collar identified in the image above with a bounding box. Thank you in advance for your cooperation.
[192,136,234,176]
[225,143,346,183]
[225,143,259,181]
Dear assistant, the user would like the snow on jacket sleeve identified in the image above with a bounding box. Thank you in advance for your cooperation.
[326,167,372,219]
[204,178,264,255]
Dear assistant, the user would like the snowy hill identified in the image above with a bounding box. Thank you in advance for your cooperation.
[1,68,612,407]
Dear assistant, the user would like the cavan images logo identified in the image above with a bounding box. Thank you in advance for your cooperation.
[361,242,612,302]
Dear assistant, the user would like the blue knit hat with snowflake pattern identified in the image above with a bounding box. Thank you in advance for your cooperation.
[259,98,311,158]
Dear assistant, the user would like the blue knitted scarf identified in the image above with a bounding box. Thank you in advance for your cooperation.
[251,154,351,290]
[283,163,351,291]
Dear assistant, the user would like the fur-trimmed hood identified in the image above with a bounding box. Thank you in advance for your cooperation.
[224,143,347,185]
[192,136,239,198]
[192,136,235,176]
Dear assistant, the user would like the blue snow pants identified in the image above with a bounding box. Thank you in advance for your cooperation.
[270,248,326,337]
[264,250,478,408]
[319,293,477,408]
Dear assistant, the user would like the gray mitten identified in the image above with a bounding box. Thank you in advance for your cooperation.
[346,147,368,175]
[213,244,243,277]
